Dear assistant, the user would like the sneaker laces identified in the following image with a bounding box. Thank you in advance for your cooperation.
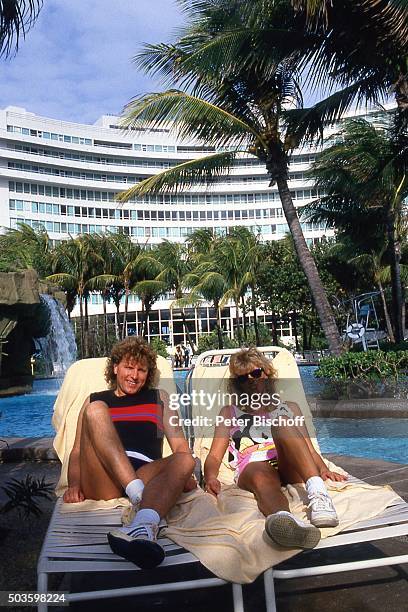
[307,492,334,512]
[127,523,157,540]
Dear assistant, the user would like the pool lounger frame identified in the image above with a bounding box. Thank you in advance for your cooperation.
[37,497,408,611]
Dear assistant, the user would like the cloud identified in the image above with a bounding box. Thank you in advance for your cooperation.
[0,0,185,123]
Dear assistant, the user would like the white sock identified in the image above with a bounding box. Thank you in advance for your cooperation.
[305,476,327,497]
[275,510,308,527]
[120,508,160,535]
[125,478,144,505]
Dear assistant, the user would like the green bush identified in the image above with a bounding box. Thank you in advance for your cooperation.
[149,337,169,359]
[315,350,408,398]
[197,330,239,354]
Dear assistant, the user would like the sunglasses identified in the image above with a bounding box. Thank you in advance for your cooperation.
[235,368,265,383]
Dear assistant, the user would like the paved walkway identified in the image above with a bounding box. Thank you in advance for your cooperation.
[0,451,407,611]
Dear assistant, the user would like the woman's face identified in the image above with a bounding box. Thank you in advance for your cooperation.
[231,362,269,394]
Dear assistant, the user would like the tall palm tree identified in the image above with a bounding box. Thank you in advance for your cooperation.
[1,0,42,57]
[306,118,408,342]
[117,1,343,355]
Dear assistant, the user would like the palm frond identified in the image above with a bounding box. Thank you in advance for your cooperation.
[283,78,388,145]
[0,0,43,57]
[116,151,238,200]
[122,90,260,148]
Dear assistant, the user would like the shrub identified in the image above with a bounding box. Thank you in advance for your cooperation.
[0,475,54,519]
[315,350,408,399]
[197,330,238,354]
[149,337,169,359]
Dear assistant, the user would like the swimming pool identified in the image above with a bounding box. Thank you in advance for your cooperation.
[0,373,406,464]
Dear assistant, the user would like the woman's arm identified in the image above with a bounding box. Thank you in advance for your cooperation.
[63,398,89,503]
[203,406,231,496]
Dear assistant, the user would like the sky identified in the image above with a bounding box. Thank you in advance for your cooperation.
[0,0,185,124]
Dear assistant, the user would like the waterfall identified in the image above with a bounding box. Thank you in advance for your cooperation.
[36,294,77,376]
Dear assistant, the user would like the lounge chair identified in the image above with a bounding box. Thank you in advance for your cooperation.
[37,348,408,611]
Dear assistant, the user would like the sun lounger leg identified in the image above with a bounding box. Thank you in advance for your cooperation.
[264,568,277,612]
[232,583,244,612]
[37,572,48,612]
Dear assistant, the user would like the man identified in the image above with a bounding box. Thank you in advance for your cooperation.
[63,336,195,569]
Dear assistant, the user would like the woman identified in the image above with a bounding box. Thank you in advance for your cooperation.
[204,348,347,549]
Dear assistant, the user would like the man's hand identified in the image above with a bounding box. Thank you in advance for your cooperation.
[63,485,85,503]
[205,478,221,497]
[183,475,198,492]
[320,468,348,482]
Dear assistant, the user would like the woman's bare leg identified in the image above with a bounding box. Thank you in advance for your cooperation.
[237,461,289,516]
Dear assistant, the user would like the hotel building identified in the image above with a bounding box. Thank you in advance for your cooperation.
[0,104,383,347]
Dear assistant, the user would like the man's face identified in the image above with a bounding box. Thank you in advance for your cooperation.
[114,356,149,396]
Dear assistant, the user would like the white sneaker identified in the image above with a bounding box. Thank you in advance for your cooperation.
[264,511,321,549]
[108,522,165,568]
[308,492,339,527]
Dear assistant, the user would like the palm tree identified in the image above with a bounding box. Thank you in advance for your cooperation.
[47,235,103,358]
[1,0,42,57]
[306,118,408,342]
[117,1,343,355]
[154,240,196,351]
[229,227,263,346]
[0,222,52,277]
[184,229,228,349]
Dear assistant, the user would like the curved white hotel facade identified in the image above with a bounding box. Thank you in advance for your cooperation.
[0,104,350,346]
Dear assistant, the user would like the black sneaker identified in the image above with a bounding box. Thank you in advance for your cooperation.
[108,523,165,569]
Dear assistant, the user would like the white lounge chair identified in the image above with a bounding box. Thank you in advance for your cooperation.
[37,348,408,611]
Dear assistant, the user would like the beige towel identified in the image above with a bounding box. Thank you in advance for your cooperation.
[53,353,401,583]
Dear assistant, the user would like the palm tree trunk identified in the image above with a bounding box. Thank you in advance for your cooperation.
[84,295,89,358]
[79,294,85,359]
[140,300,146,337]
[292,311,300,352]
[241,295,247,340]
[275,177,343,356]
[180,309,195,353]
[144,303,153,340]
[214,299,224,349]
[271,313,279,345]
[251,285,260,346]
[386,215,404,343]
[234,299,242,345]
[377,281,395,343]
[102,291,108,355]
[122,285,129,339]
[114,301,120,340]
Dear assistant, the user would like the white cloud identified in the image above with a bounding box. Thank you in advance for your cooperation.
[0,0,184,123]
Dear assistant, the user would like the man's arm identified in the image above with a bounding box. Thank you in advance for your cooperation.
[63,397,89,503]
[160,388,191,454]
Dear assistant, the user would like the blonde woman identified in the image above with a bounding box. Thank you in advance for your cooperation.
[204,348,347,549]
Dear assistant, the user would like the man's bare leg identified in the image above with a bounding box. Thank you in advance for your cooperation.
[136,452,195,517]
[80,401,136,500]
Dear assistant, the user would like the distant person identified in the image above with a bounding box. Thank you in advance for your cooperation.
[183,344,191,368]
[174,345,183,368]
[63,336,195,569]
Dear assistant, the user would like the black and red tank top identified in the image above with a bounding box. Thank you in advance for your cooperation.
[89,388,163,460]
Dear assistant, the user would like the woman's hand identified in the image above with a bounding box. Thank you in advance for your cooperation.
[63,485,85,503]
[320,468,348,482]
[205,478,222,497]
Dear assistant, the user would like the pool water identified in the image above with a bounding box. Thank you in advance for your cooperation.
[0,371,406,464]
